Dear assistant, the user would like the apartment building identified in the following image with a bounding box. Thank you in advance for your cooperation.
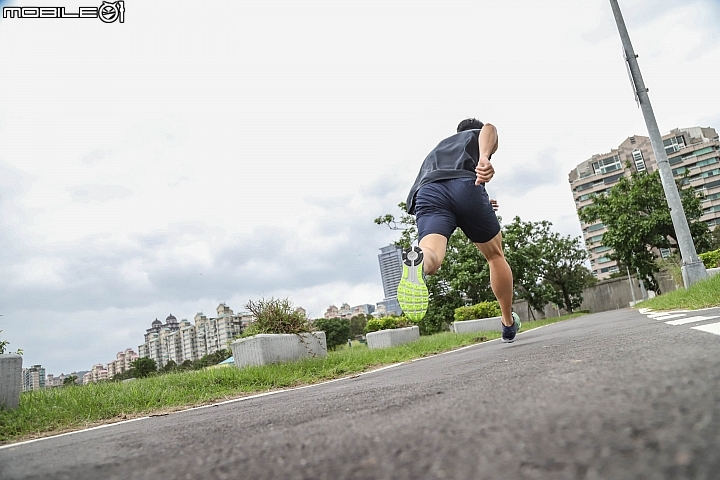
[106,348,139,379]
[569,126,720,280]
[139,304,246,368]
[323,303,377,319]
[21,364,45,391]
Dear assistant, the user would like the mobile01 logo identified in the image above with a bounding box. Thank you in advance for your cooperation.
[3,1,125,23]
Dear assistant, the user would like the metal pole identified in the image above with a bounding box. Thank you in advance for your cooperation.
[638,272,648,301]
[608,0,707,288]
[627,266,637,305]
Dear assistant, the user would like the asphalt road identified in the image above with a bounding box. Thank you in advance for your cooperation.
[2,307,720,480]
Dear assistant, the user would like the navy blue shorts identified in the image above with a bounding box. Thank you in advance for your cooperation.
[415,178,501,244]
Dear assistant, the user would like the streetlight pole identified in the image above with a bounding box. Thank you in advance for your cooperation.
[608,0,708,288]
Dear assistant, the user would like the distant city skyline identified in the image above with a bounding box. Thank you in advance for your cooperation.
[34,286,397,377]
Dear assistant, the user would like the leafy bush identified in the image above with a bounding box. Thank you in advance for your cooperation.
[454,301,502,321]
[349,314,370,337]
[130,357,157,378]
[699,249,720,268]
[313,317,351,350]
[191,349,231,370]
[364,316,413,333]
[242,297,314,337]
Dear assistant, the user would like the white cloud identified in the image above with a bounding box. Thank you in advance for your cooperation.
[68,184,132,203]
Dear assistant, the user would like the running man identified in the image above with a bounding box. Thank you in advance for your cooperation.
[397,118,521,343]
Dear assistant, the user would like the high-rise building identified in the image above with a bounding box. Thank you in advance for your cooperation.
[22,365,45,391]
[569,126,720,280]
[378,245,403,315]
[90,364,108,383]
[138,304,245,368]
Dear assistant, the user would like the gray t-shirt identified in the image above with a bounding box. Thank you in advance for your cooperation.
[405,129,482,214]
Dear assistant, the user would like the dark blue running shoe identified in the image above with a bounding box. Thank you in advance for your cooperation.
[501,312,521,343]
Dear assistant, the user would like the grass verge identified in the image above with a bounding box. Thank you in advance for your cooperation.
[0,312,586,445]
[635,272,720,311]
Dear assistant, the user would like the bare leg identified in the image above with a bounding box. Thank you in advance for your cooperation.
[475,232,514,327]
[418,233,448,275]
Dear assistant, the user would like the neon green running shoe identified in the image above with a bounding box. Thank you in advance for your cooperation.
[397,246,429,321]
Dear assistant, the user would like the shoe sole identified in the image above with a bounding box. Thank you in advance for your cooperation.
[397,246,428,322]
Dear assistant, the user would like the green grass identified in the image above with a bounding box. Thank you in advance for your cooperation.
[0,312,585,444]
[635,272,720,311]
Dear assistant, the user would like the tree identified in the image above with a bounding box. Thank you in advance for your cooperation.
[111,369,134,381]
[375,204,596,324]
[349,314,370,337]
[579,170,711,292]
[373,202,417,249]
[130,357,157,378]
[63,375,78,386]
[502,217,594,317]
[542,233,596,313]
[162,359,178,373]
[708,228,720,251]
[313,317,351,350]
[192,349,231,370]
[502,218,555,318]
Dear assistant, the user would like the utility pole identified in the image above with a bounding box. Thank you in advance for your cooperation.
[626,266,637,305]
[608,0,707,288]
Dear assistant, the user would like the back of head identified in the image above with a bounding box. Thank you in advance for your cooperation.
[456,118,484,133]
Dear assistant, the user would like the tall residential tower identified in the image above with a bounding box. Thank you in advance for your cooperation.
[569,126,719,280]
[377,245,403,315]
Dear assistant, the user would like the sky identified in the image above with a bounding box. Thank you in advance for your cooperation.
[1,0,719,374]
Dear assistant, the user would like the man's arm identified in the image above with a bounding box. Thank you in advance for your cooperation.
[475,123,498,185]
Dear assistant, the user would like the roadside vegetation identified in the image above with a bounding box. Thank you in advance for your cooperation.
[579,169,714,293]
[635,272,720,311]
[0,312,585,445]
[375,204,596,332]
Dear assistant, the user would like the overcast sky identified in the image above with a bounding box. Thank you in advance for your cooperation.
[1,0,719,374]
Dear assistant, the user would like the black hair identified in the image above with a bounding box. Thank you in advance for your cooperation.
[456,118,484,133]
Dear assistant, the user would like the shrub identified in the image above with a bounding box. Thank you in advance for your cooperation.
[364,316,413,333]
[454,301,502,321]
[699,249,720,268]
[130,357,157,378]
[313,317,351,350]
[242,297,314,337]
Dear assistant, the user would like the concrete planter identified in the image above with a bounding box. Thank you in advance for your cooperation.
[366,326,420,349]
[708,267,720,278]
[230,332,327,369]
[451,316,502,334]
[0,354,22,410]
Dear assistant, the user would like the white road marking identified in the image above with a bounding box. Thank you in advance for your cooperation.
[692,322,720,335]
[648,313,687,321]
[665,315,719,326]
[640,308,720,338]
